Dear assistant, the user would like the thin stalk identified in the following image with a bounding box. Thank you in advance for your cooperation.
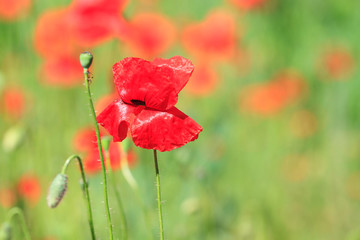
[153,150,164,240]
[6,207,31,240]
[61,155,96,240]
[83,69,114,240]
[104,150,128,240]
[120,147,154,240]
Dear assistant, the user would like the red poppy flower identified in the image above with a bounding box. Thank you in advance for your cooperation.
[182,10,236,62]
[184,63,218,96]
[123,12,176,59]
[229,0,266,11]
[239,71,306,116]
[321,48,354,80]
[0,0,31,21]
[74,127,136,174]
[39,55,84,87]
[34,8,78,58]
[17,174,41,205]
[1,87,26,119]
[67,0,128,47]
[0,188,16,208]
[97,56,203,152]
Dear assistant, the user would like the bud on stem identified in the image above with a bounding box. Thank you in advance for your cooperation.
[47,174,68,208]
[79,52,93,70]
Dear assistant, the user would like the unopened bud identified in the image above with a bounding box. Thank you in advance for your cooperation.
[79,52,93,69]
[47,174,68,208]
[0,222,11,240]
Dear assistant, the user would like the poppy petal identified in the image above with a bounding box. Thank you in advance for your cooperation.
[114,56,194,110]
[97,99,142,142]
[131,107,202,152]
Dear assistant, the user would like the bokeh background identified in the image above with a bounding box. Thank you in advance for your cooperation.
[1,0,360,239]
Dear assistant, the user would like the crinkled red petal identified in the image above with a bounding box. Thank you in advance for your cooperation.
[96,99,142,142]
[113,56,194,111]
[131,107,202,152]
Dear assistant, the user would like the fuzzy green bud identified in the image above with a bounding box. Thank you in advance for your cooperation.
[0,222,11,240]
[79,51,93,69]
[47,174,68,208]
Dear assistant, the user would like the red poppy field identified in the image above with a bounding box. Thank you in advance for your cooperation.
[0,0,360,239]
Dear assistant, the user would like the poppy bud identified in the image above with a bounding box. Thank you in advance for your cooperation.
[79,52,93,69]
[0,222,11,240]
[47,174,68,208]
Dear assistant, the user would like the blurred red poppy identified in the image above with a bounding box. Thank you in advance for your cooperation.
[321,48,354,80]
[17,174,41,205]
[1,87,26,119]
[39,55,84,87]
[123,12,176,59]
[97,56,203,152]
[240,71,306,116]
[0,188,16,208]
[0,0,31,21]
[229,0,266,11]
[67,0,128,47]
[182,10,236,62]
[184,63,218,96]
[34,9,78,58]
[74,127,136,174]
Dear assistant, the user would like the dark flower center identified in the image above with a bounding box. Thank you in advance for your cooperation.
[131,100,146,106]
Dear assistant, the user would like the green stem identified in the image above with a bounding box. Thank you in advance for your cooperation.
[6,207,31,240]
[104,150,128,240]
[153,150,164,240]
[61,155,96,240]
[83,69,114,240]
[120,147,154,240]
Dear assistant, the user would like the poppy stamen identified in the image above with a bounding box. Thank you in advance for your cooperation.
[131,100,146,106]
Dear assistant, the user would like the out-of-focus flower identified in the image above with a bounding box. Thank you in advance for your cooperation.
[67,0,128,47]
[17,174,41,205]
[182,10,236,62]
[229,0,266,11]
[0,188,16,208]
[123,12,176,59]
[321,48,354,80]
[34,9,78,58]
[0,0,31,21]
[1,87,26,119]
[290,110,317,138]
[39,55,84,87]
[34,0,128,87]
[73,127,136,174]
[97,56,203,152]
[239,71,306,116]
[184,63,218,96]
[281,155,310,182]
